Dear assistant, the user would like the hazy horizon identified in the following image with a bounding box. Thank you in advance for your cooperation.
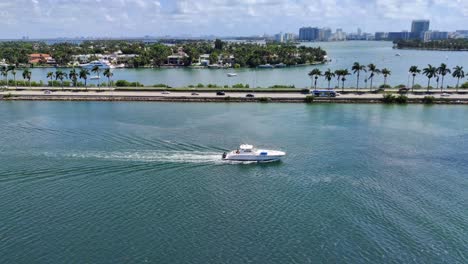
[0,0,467,39]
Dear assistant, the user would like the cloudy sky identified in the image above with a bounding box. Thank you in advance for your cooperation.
[0,0,467,38]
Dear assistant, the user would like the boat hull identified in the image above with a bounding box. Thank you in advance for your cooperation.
[222,150,285,162]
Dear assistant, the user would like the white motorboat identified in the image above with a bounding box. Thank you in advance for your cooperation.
[222,144,286,162]
[80,60,112,70]
[227,73,238,77]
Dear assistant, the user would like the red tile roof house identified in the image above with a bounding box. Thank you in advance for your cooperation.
[28,54,56,65]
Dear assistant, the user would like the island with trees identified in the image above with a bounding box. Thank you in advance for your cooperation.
[0,39,327,69]
[395,39,468,51]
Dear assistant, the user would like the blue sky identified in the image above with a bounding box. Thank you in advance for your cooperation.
[1,0,467,38]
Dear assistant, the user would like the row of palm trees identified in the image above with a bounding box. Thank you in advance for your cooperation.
[46,66,113,89]
[1,65,113,89]
[409,64,466,92]
[308,63,466,92]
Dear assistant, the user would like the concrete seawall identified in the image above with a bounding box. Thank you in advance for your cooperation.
[3,94,468,104]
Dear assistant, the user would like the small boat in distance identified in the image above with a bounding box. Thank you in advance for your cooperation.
[222,144,286,162]
[258,64,274,69]
[395,53,401,57]
[227,73,238,77]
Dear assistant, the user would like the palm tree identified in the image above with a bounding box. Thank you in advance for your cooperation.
[47,71,54,87]
[91,65,101,89]
[422,64,438,92]
[437,63,451,92]
[68,69,78,88]
[308,68,322,89]
[351,62,366,91]
[409,66,421,92]
[103,68,113,87]
[54,70,66,89]
[334,69,342,89]
[367,63,380,91]
[1,66,7,86]
[340,69,350,92]
[22,69,32,88]
[381,68,391,89]
[9,66,17,88]
[452,66,465,92]
[79,68,90,90]
[323,69,335,89]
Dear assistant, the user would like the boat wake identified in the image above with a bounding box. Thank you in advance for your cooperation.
[43,150,260,165]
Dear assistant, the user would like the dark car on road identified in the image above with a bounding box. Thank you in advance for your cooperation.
[398,88,410,94]
[246,94,255,98]
[216,91,225,96]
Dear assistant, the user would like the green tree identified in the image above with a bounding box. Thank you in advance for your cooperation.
[452,66,465,92]
[47,71,54,87]
[308,68,322,89]
[68,69,78,87]
[323,69,335,89]
[103,68,113,87]
[437,63,451,92]
[381,68,391,88]
[423,64,438,92]
[91,65,101,88]
[9,66,17,88]
[334,69,342,89]
[22,68,32,88]
[367,63,380,91]
[352,62,366,91]
[340,69,350,92]
[409,66,421,92]
[1,66,8,86]
[79,68,90,90]
[214,39,224,50]
[54,70,66,89]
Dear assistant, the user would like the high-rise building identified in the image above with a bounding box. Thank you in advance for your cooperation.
[299,27,320,41]
[411,20,430,39]
[274,32,284,43]
[319,28,332,41]
[387,31,410,41]
[283,33,295,42]
[357,28,362,36]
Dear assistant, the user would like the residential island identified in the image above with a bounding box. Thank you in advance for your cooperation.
[0,39,327,69]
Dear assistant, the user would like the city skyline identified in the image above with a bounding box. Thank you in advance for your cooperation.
[0,0,467,39]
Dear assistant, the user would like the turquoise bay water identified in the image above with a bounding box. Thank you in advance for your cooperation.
[0,102,467,263]
[27,41,468,88]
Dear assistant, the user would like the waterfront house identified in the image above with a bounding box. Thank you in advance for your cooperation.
[166,48,189,66]
[28,53,56,65]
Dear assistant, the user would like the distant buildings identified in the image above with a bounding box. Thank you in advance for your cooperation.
[273,32,296,43]
[423,31,449,41]
[299,27,320,41]
[387,31,410,41]
[411,20,430,39]
[374,20,448,42]
[319,28,332,41]
[298,27,337,42]
[454,30,468,39]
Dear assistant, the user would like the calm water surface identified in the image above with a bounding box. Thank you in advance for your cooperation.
[0,101,467,263]
[27,41,468,88]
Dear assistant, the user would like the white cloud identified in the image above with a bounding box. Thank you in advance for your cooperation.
[0,0,465,38]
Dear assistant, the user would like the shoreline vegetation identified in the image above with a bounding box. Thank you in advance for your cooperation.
[0,39,326,69]
[395,39,468,51]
